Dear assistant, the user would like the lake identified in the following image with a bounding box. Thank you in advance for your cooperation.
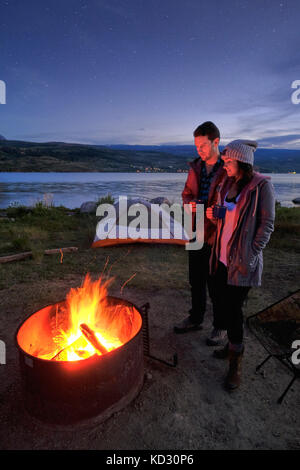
[0,172,299,209]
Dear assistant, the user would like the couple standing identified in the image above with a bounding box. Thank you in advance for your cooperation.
[174,121,275,391]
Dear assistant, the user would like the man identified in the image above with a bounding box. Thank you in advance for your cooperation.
[174,121,227,346]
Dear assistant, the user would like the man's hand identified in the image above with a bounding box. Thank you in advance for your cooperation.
[184,200,197,215]
[206,206,216,221]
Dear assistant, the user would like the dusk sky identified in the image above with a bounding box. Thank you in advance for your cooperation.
[1,0,300,148]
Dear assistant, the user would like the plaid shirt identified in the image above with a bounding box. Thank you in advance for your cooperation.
[198,158,222,203]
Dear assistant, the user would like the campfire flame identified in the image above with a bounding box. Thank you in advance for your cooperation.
[17,273,143,365]
[44,274,124,361]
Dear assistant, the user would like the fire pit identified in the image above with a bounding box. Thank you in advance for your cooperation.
[15,275,144,426]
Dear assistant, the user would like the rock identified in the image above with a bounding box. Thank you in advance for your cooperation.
[126,197,149,206]
[292,197,300,204]
[80,201,97,213]
[113,198,150,211]
[150,197,171,205]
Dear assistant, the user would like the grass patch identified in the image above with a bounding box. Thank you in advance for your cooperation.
[0,203,299,298]
[95,193,115,205]
[0,201,96,255]
[269,206,300,252]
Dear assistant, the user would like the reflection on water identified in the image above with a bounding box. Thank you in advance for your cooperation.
[0,172,299,209]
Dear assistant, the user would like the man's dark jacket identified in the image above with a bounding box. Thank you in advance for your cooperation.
[181,157,226,245]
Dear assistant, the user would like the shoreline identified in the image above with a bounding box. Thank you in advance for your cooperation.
[0,172,299,209]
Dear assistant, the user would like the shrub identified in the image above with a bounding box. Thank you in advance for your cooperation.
[8,226,48,252]
[96,193,115,205]
[6,203,31,218]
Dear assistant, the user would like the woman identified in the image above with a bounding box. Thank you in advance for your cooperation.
[206,139,275,391]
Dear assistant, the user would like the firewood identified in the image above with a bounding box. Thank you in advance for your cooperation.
[44,247,78,255]
[51,337,81,361]
[0,251,32,263]
[79,323,108,355]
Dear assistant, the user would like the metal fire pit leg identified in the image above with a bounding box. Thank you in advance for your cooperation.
[140,302,178,368]
[277,375,297,404]
[147,352,178,368]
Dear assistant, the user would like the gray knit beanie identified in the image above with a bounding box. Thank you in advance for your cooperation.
[222,139,258,166]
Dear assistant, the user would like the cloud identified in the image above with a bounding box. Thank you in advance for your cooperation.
[11,129,300,149]
[13,129,162,146]
[257,134,300,148]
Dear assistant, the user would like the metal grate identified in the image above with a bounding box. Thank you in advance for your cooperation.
[140,302,177,368]
[247,289,300,404]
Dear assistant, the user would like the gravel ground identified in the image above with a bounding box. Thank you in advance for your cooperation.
[0,277,299,450]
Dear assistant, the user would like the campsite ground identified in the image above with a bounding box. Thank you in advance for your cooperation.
[0,204,299,450]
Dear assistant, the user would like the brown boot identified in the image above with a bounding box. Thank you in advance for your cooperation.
[224,347,244,391]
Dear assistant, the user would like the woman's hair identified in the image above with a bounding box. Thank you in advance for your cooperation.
[235,161,254,195]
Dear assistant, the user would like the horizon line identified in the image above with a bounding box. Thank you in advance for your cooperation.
[1,137,300,151]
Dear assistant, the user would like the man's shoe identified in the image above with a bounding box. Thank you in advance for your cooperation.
[213,342,229,359]
[206,328,227,346]
[224,347,244,391]
[174,316,203,334]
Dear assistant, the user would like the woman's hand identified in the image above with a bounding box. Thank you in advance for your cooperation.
[206,206,216,221]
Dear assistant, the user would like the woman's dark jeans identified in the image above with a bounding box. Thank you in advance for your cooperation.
[209,261,251,344]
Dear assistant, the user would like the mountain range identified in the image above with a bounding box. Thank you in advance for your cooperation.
[0,138,299,173]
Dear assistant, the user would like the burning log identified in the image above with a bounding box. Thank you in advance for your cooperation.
[51,323,108,360]
[51,337,81,361]
[79,323,108,355]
